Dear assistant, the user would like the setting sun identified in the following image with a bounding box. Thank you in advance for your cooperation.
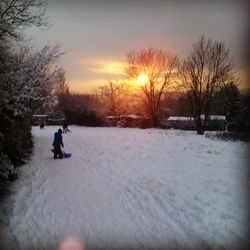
[137,73,148,85]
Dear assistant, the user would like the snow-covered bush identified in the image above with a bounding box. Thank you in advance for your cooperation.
[0,44,62,190]
[0,0,61,191]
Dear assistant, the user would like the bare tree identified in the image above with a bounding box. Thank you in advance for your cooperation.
[54,68,69,97]
[99,81,132,117]
[178,36,234,134]
[0,0,48,40]
[53,67,70,113]
[125,48,178,126]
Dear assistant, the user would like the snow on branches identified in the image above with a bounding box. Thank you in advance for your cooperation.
[1,45,63,116]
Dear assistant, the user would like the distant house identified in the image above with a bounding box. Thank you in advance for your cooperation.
[204,115,226,131]
[164,116,195,130]
[105,114,226,130]
[47,110,65,125]
[105,115,151,128]
[32,111,65,126]
[32,114,49,125]
[47,117,65,125]
[164,115,226,130]
[105,115,141,127]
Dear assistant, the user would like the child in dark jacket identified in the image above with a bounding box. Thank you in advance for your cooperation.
[53,129,64,159]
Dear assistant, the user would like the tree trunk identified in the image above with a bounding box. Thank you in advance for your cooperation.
[150,112,159,127]
[196,117,204,135]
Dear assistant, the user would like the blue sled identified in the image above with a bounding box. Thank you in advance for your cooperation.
[63,152,72,158]
[51,149,72,158]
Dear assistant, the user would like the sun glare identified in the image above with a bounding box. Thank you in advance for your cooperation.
[137,73,148,85]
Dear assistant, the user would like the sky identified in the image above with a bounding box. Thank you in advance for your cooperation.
[26,0,248,93]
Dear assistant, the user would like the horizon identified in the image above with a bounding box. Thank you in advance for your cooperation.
[25,0,248,93]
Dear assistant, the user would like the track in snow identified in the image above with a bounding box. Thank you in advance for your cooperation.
[0,126,249,249]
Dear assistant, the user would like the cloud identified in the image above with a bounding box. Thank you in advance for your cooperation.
[78,58,125,76]
[69,78,106,93]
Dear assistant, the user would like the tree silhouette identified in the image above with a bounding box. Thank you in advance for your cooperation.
[178,36,234,134]
[125,48,178,126]
[0,0,48,40]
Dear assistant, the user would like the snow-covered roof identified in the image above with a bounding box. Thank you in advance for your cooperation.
[168,115,226,121]
[48,118,65,121]
[121,114,142,119]
[33,114,48,118]
[199,114,226,120]
[168,116,194,121]
[106,115,142,119]
[210,115,226,120]
[106,116,116,119]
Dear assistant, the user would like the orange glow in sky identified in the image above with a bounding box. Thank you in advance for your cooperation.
[25,1,246,93]
[67,59,246,94]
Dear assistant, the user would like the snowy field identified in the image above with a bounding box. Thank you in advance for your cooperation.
[1,126,250,250]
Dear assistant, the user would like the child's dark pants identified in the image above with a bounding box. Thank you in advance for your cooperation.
[54,145,63,159]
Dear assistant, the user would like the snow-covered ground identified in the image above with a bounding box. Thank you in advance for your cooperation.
[1,126,249,249]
